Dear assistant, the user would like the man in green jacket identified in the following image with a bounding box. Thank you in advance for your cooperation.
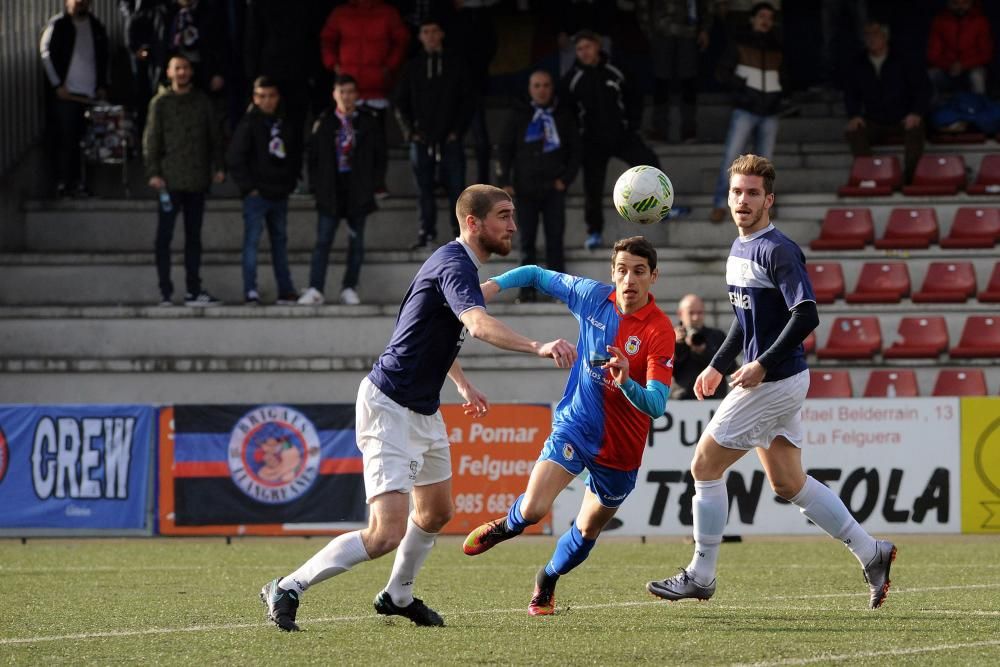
[143,53,225,306]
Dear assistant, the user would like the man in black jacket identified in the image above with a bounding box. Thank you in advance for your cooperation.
[671,294,734,400]
[496,70,580,302]
[559,30,659,251]
[394,17,474,249]
[298,75,386,306]
[227,76,303,304]
[40,0,110,197]
[844,20,930,185]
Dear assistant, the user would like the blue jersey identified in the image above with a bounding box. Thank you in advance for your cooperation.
[725,224,815,382]
[538,271,675,471]
[368,241,485,415]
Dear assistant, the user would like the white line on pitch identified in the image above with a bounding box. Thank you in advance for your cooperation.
[731,639,1000,666]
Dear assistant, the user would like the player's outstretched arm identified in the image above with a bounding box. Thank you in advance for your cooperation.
[460,307,577,368]
[487,265,568,302]
[448,359,489,417]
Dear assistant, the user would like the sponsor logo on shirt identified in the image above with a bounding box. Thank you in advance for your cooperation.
[586,315,606,331]
[730,291,751,309]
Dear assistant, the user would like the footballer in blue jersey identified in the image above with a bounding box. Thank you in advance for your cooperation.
[647,155,896,610]
[463,236,676,616]
[260,185,576,632]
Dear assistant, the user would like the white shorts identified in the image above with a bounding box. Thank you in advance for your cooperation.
[703,369,810,451]
[355,377,453,503]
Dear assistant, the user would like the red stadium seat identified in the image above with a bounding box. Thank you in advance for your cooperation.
[838,156,902,196]
[807,262,845,303]
[912,261,977,303]
[901,154,966,195]
[932,369,987,396]
[809,208,874,250]
[863,369,920,397]
[967,154,1000,194]
[883,316,949,358]
[817,316,882,360]
[803,331,816,355]
[979,262,1000,302]
[950,315,1000,358]
[807,370,853,398]
[845,262,910,303]
[940,207,1000,248]
[874,207,939,249]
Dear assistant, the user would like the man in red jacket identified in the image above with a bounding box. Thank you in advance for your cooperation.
[320,0,409,198]
[927,0,994,100]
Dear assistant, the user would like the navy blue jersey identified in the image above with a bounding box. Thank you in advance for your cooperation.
[725,224,815,382]
[368,241,485,414]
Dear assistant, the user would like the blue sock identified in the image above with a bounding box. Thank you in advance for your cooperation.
[546,523,597,576]
[505,494,532,533]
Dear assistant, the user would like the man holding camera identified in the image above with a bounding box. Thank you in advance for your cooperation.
[672,294,734,400]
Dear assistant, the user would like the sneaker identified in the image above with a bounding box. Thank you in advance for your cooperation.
[374,187,390,201]
[245,289,260,306]
[463,517,518,556]
[340,287,361,305]
[184,290,222,307]
[528,567,557,616]
[709,207,727,223]
[297,287,325,305]
[259,578,300,632]
[158,294,173,307]
[863,540,897,610]
[584,233,602,251]
[276,292,300,305]
[665,205,692,220]
[373,590,444,627]
[646,569,716,602]
[409,233,434,250]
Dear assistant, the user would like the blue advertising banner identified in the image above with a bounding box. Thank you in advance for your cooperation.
[0,405,154,532]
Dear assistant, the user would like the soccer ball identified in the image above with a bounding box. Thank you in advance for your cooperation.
[612,165,674,225]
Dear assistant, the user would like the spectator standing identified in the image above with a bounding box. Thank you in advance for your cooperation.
[40,0,110,197]
[559,29,659,251]
[844,20,930,185]
[671,294,734,400]
[143,54,225,306]
[927,0,993,100]
[120,0,164,134]
[227,77,303,305]
[636,0,713,144]
[298,75,386,307]
[709,2,784,223]
[394,18,474,249]
[320,0,409,198]
[496,70,580,303]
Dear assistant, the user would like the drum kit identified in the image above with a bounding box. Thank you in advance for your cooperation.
[79,102,138,195]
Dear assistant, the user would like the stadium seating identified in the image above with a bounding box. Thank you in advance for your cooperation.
[807,262,845,303]
[845,261,910,303]
[950,315,1000,358]
[863,369,920,397]
[979,262,1000,302]
[817,316,882,359]
[929,130,987,145]
[901,154,966,195]
[809,208,874,250]
[940,207,1000,248]
[874,208,939,249]
[912,261,977,303]
[807,370,853,398]
[882,316,949,358]
[932,368,988,396]
[838,156,902,196]
[966,154,1000,194]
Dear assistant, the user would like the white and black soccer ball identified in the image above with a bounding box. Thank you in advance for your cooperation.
[612,165,674,225]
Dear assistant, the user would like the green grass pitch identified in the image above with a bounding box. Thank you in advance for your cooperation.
[3,535,999,665]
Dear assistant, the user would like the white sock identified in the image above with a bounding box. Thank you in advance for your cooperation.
[278,530,370,595]
[384,516,438,607]
[790,476,877,566]
[687,479,728,585]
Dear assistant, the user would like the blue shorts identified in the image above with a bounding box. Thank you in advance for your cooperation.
[538,433,638,508]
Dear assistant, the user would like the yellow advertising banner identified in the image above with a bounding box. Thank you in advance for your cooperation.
[960,397,1000,533]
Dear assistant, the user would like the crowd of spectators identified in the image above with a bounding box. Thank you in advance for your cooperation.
[38,0,1000,307]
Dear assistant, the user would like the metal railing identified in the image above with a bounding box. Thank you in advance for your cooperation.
[0,0,124,178]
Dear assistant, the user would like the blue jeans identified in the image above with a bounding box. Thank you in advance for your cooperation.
[410,140,465,239]
[241,195,294,296]
[308,212,366,292]
[154,191,205,298]
[713,109,779,208]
